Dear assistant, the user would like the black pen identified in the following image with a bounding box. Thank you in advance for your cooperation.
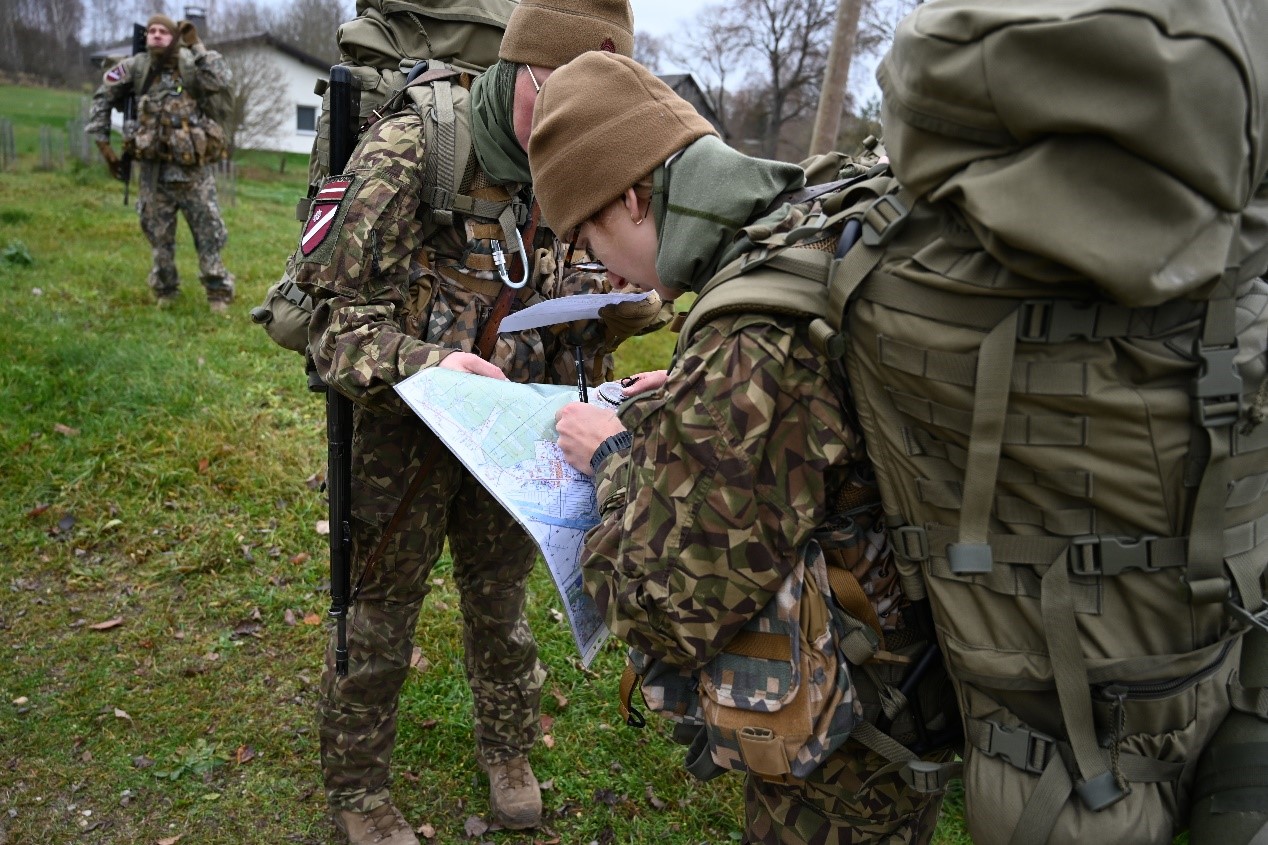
[574,345,588,403]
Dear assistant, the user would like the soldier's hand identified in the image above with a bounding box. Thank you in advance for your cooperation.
[438,351,508,380]
[598,290,663,343]
[555,403,624,476]
[177,20,201,47]
[95,138,122,180]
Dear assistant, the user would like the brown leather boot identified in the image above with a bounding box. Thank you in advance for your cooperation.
[486,755,542,829]
[333,802,419,845]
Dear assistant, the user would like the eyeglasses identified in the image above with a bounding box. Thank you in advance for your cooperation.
[526,65,542,94]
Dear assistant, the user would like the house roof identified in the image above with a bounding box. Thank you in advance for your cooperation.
[91,31,329,73]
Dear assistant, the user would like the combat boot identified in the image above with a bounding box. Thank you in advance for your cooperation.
[486,755,541,829]
[155,291,179,309]
[333,802,419,845]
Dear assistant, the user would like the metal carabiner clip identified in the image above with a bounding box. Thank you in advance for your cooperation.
[491,229,530,289]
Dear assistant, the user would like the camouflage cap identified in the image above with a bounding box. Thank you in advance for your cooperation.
[146,14,178,35]
[529,52,716,234]
[498,0,634,69]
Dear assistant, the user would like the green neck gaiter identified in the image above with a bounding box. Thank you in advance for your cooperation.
[653,135,806,293]
[469,61,532,186]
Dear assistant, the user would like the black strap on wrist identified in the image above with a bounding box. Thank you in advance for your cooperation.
[590,430,633,475]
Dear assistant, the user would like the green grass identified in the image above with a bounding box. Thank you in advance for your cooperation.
[0,82,972,844]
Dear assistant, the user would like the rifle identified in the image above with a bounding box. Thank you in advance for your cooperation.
[325,65,360,677]
[119,22,146,205]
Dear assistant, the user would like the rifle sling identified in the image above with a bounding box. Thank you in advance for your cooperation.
[352,201,543,599]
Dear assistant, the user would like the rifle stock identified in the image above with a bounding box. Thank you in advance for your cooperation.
[326,66,359,677]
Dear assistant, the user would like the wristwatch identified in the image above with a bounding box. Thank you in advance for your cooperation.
[589,430,633,475]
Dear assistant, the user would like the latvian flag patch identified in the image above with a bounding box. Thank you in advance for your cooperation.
[301,177,353,256]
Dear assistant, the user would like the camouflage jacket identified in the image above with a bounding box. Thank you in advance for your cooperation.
[88,47,231,180]
[293,108,614,417]
[584,308,874,668]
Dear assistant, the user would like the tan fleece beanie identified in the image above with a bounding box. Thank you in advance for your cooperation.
[146,14,178,36]
[498,0,634,69]
[529,52,717,234]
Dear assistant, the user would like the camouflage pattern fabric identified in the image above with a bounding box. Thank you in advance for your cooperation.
[584,307,950,840]
[293,108,628,814]
[744,742,955,844]
[88,51,234,302]
[137,161,233,300]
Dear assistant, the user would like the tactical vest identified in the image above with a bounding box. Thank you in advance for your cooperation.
[126,52,228,166]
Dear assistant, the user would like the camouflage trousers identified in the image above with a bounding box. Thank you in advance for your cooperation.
[744,742,956,844]
[136,162,234,301]
[319,412,545,813]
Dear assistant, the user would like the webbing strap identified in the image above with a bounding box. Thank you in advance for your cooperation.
[1231,676,1268,719]
[1005,754,1072,845]
[826,565,884,644]
[1041,554,1120,806]
[724,630,792,661]
[947,310,1018,573]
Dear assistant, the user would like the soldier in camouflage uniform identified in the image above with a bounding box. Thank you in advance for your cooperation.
[88,14,234,312]
[288,3,662,844]
[534,53,957,844]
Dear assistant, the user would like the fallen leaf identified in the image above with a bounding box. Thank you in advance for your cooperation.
[132,755,155,769]
[290,552,310,565]
[114,708,132,723]
[645,785,666,810]
[304,471,324,490]
[399,771,420,783]
[549,686,569,709]
[81,750,92,762]
[157,835,183,844]
[89,617,124,631]
[234,744,256,764]
[53,423,80,436]
[283,609,297,626]
[417,822,436,839]
[548,608,564,623]
[418,718,439,730]
[101,518,123,532]
[464,816,489,837]
[540,714,555,732]
[25,503,50,518]
[302,613,321,625]
[197,458,210,474]
[539,778,554,791]
[541,734,555,749]
[315,520,330,536]
[409,647,430,674]
[13,696,29,706]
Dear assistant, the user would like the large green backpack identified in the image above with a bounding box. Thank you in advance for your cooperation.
[253,0,519,360]
[678,2,1268,843]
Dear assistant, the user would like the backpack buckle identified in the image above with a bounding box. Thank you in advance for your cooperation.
[1192,341,1242,428]
[860,194,908,247]
[1070,535,1161,576]
[1017,299,1100,343]
[1226,598,1268,635]
[984,721,1053,775]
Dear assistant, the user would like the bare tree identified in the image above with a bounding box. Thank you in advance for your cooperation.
[808,0,863,156]
[634,31,666,75]
[221,43,289,152]
[271,0,347,66]
[668,3,747,140]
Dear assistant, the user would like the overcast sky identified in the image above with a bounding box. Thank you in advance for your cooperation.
[630,0,708,39]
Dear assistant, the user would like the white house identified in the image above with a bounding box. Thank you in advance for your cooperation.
[91,31,329,155]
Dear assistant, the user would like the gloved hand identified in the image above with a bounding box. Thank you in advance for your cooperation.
[598,290,663,344]
[96,138,122,180]
[177,20,201,47]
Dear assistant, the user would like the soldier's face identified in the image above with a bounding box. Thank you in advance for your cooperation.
[578,188,672,300]
[147,24,174,49]
[513,65,552,151]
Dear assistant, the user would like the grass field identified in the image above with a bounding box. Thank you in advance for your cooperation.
[0,82,971,844]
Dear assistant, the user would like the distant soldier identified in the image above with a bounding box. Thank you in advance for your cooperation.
[88,14,235,313]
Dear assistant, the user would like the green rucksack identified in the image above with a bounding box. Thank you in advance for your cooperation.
[252,0,518,362]
[676,2,1268,842]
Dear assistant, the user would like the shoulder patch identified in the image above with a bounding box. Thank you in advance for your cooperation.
[104,63,129,84]
[300,177,354,256]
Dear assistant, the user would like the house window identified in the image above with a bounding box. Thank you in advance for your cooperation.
[297,105,317,134]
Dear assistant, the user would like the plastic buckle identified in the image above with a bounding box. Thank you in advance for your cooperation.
[986,722,1051,775]
[890,525,929,563]
[1226,598,1268,635]
[1192,341,1242,427]
[1017,299,1099,343]
[1075,770,1128,811]
[860,194,909,247]
[1069,535,1158,577]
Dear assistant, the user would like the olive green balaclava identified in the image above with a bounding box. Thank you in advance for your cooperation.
[530,51,804,292]
[470,0,635,185]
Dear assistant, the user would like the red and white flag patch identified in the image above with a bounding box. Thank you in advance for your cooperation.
[104,63,128,84]
[300,177,352,256]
